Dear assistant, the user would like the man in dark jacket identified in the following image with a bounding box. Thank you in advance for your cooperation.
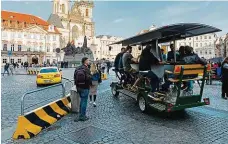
[221,57,228,99]
[3,63,10,76]
[74,57,92,121]
[114,47,125,70]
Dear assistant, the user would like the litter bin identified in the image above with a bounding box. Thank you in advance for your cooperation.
[70,86,80,113]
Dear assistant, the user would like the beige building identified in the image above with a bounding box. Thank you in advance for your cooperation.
[215,33,228,58]
[1,10,61,66]
[48,0,95,50]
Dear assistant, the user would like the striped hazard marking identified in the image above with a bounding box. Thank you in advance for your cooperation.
[13,96,71,139]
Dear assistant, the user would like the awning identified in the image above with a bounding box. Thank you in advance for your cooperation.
[109,23,221,46]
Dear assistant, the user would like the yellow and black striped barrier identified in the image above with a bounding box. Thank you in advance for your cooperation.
[101,73,107,80]
[13,96,71,139]
[27,70,40,75]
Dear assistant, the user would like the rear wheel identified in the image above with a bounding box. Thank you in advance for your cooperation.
[138,95,148,113]
[111,84,119,97]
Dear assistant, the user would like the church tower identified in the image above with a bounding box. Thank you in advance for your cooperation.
[53,0,69,18]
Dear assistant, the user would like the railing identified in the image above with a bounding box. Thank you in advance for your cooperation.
[21,83,65,115]
[62,77,74,94]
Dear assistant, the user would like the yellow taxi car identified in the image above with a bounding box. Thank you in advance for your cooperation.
[36,67,62,86]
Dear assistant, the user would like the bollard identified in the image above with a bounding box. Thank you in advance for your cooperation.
[70,86,80,113]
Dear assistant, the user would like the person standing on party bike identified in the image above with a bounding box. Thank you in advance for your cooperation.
[89,63,101,107]
[74,57,92,121]
[221,57,228,99]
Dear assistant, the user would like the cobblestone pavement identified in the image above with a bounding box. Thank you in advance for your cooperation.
[2,68,228,144]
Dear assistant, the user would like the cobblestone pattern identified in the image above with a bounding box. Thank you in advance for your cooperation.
[2,69,228,144]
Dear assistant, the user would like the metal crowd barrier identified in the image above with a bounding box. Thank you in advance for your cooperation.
[21,83,65,115]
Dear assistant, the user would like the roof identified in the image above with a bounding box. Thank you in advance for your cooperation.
[109,23,221,46]
[1,10,60,34]
[48,14,64,28]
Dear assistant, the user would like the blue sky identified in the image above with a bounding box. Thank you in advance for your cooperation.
[2,1,228,38]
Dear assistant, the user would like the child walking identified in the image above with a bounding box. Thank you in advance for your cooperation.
[89,63,101,107]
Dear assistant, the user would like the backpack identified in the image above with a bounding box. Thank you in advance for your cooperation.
[74,67,86,85]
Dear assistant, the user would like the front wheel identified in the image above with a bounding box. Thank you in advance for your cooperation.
[111,84,119,97]
[138,95,148,113]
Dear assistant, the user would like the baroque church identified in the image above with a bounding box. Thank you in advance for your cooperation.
[48,0,95,49]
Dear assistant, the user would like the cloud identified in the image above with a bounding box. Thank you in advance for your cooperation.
[113,18,123,23]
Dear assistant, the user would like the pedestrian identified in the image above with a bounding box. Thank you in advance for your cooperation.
[74,57,92,122]
[89,63,101,107]
[221,57,228,99]
[3,63,10,76]
[106,61,111,74]
[9,63,14,75]
[101,60,106,73]
[21,62,23,68]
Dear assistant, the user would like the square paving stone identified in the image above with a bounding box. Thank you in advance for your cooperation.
[62,126,113,144]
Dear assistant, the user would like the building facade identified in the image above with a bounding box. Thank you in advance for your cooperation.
[93,35,123,61]
[1,10,61,66]
[48,0,95,49]
[175,33,218,59]
[215,34,228,58]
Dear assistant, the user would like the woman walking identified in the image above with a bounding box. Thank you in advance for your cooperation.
[89,63,100,107]
[221,57,228,99]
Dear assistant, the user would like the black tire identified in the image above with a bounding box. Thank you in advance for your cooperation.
[111,84,119,97]
[138,95,148,113]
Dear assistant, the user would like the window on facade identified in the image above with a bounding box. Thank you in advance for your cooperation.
[3,44,7,51]
[200,51,202,54]
[47,35,50,41]
[189,38,191,40]
[200,43,202,47]
[53,36,56,41]
[11,44,14,51]
[61,4,65,13]
[200,36,202,39]
[209,36,211,39]
[205,43,207,46]
[94,51,96,54]
[209,51,212,54]
[18,33,22,38]
[196,43,198,47]
[27,48,31,51]
[18,45,22,51]
[205,36,207,39]
[10,59,14,64]
[196,37,198,40]
[209,42,212,46]
[86,9,89,17]
[47,46,50,52]
[11,32,15,38]
[3,59,7,63]
[2,31,7,37]
[205,51,207,54]
[18,59,21,63]
[189,42,191,46]
[53,48,56,52]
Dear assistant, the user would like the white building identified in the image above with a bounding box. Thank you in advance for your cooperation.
[94,35,123,61]
[215,33,228,58]
[1,10,61,66]
[176,33,218,59]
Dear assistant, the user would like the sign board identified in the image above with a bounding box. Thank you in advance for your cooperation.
[7,51,12,56]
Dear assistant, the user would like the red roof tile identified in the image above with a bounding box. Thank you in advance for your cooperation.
[1,10,60,34]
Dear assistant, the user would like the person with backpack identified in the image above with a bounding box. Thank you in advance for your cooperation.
[89,63,101,107]
[74,57,92,122]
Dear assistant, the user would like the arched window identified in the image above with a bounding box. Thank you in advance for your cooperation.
[86,9,89,17]
[62,4,65,13]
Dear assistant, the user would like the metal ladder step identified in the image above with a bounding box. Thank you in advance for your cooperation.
[118,89,137,99]
[149,103,166,111]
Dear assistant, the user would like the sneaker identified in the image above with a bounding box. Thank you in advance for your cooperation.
[93,102,96,107]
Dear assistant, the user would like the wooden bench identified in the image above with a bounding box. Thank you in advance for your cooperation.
[165,64,207,83]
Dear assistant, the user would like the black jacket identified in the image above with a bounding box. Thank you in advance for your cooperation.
[114,52,123,69]
[74,65,92,89]
[221,62,228,80]
[139,47,159,71]
[180,53,207,65]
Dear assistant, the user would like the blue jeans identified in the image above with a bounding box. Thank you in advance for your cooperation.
[78,89,89,118]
